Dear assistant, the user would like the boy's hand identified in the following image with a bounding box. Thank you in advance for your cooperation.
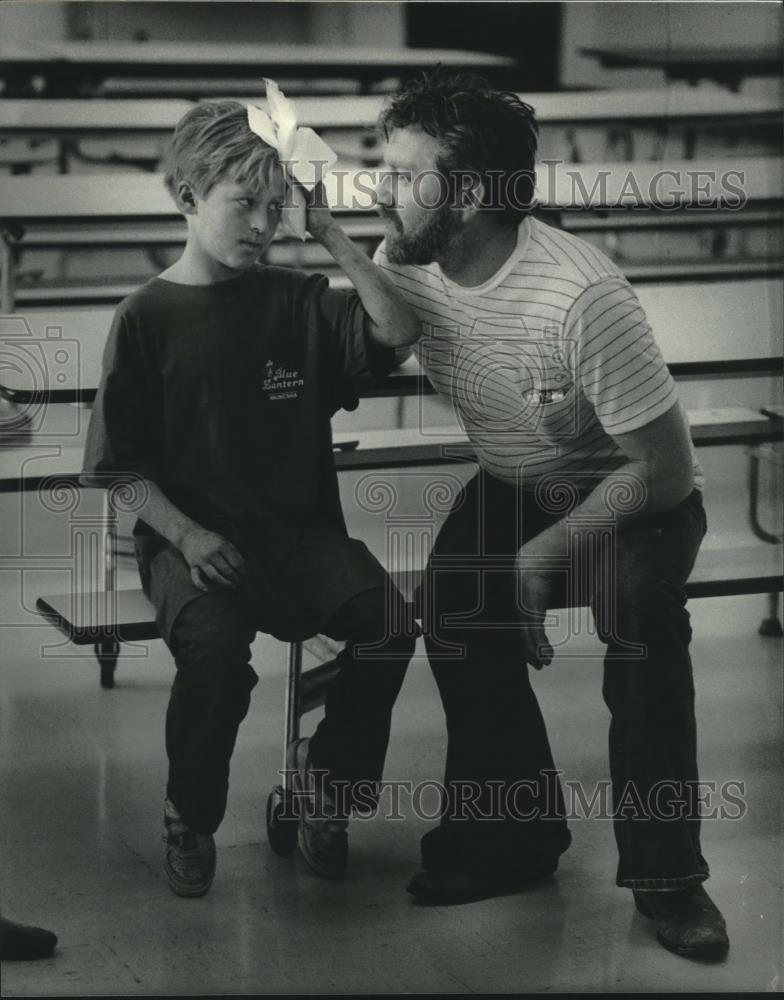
[304,180,340,243]
[179,527,247,592]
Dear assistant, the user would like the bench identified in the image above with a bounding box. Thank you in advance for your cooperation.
[12,399,784,687]
[2,403,781,489]
[4,375,779,686]
[2,274,781,403]
[3,157,779,224]
[4,86,780,136]
[35,541,784,689]
[2,157,782,309]
[581,44,782,90]
[3,86,779,169]
[22,388,782,683]
[0,158,782,688]
[0,40,516,99]
[5,334,781,672]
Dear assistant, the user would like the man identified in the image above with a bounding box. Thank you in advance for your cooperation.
[371,72,729,961]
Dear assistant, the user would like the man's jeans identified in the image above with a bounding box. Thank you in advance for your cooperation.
[417,470,710,888]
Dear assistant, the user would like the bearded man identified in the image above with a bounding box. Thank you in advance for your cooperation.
[371,72,729,962]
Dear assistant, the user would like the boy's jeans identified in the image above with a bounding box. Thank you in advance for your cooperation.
[164,584,413,836]
[417,470,710,888]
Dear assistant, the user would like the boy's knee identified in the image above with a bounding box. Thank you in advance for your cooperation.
[352,614,418,660]
[168,594,255,673]
[331,586,418,658]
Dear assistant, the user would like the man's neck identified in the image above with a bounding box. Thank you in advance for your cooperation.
[438,220,520,288]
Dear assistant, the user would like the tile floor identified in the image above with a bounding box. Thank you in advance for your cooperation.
[1,448,782,995]
[2,588,782,995]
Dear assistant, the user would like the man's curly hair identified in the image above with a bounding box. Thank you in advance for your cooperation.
[378,70,539,225]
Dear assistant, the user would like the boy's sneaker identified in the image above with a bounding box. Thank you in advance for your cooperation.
[287,738,348,879]
[162,798,216,897]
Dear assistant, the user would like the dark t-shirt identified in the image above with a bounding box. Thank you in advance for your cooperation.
[83,264,395,574]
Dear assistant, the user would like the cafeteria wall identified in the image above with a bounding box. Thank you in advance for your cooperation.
[406,2,562,91]
[0,0,68,40]
[0,0,407,46]
[4,2,781,95]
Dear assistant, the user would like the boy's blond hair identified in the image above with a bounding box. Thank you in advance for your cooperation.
[163,100,280,201]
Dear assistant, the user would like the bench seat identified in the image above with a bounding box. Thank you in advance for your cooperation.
[2,410,781,495]
[37,588,161,644]
[3,87,780,136]
[36,543,784,648]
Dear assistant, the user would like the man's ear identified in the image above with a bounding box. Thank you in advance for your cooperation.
[457,174,485,222]
[175,181,198,215]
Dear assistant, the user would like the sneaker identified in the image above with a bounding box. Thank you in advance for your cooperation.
[162,798,216,897]
[287,738,348,879]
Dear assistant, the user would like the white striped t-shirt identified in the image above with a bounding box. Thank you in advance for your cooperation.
[374,215,704,492]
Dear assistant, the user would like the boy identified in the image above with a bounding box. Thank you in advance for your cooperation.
[83,100,421,896]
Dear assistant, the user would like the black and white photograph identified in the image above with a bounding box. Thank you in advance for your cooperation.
[0,0,781,995]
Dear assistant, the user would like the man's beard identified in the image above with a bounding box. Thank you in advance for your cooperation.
[383,204,457,266]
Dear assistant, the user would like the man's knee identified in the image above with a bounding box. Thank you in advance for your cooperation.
[418,558,521,639]
[592,568,691,647]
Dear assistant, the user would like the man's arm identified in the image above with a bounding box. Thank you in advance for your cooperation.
[517,401,695,668]
[305,183,422,348]
[522,400,694,556]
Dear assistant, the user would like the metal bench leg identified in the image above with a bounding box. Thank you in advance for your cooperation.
[747,447,784,636]
[95,639,120,689]
[759,592,783,638]
[98,490,120,687]
[747,447,782,546]
[266,640,303,857]
[0,229,17,312]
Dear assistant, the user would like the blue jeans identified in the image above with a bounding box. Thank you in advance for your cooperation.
[154,530,415,836]
[417,470,710,889]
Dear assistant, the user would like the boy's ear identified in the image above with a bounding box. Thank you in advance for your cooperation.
[175,181,198,215]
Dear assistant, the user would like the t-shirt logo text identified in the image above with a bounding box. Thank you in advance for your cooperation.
[263,359,305,400]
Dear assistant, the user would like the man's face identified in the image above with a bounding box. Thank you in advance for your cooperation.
[189,168,286,276]
[376,127,460,266]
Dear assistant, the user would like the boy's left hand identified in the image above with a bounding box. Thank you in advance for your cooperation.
[304,181,339,243]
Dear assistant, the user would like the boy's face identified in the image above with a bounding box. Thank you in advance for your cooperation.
[188,169,286,277]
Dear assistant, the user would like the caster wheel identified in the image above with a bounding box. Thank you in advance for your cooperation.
[266,785,298,856]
